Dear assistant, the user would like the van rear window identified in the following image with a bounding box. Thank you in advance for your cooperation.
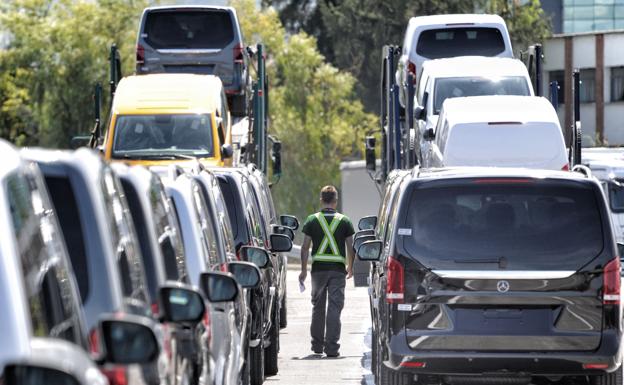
[144,10,234,50]
[416,27,506,59]
[401,180,604,271]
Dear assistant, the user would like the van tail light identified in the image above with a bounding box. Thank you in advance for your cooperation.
[88,328,100,356]
[136,44,145,65]
[203,308,212,345]
[220,262,229,272]
[151,301,159,317]
[102,367,129,385]
[234,44,244,64]
[407,61,417,82]
[562,163,570,171]
[386,256,405,303]
[603,258,621,305]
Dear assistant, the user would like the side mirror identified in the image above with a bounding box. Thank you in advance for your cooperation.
[353,235,375,253]
[70,135,91,149]
[365,136,376,172]
[228,261,262,289]
[272,140,282,177]
[423,128,435,141]
[414,106,425,121]
[4,365,80,385]
[357,240,383,262]
[272,225,295,241]
[279,214,299,230]
[355,229,375,238]
[221,144,234,159]
[358,215,377,230]
[240,246,270,269]
[270,233,293,252]
[200,272,239,302]
[158,285,206,324]
[97,315,160,365]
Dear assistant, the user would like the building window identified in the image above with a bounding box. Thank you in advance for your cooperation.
[580,69,595,103]
[612,67,624,102]
[549,70,565,104]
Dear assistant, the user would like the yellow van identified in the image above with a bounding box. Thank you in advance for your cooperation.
[103,73,233,167]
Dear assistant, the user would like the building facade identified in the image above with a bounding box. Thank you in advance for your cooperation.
[542,30,624,145]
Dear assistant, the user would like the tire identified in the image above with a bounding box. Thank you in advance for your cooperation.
[229,93,248,117]
[378,338,411,385]
[279,293,287,329]
[264,305,280,376]
[592,365,623,385]
[249,340,264,385]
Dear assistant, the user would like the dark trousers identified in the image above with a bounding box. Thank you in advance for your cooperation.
[310,269,346,355]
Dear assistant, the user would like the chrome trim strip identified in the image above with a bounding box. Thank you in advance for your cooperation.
[431,270,576,280]
[157,49,221,54]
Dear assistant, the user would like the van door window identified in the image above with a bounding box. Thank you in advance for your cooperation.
[192,184,220,267]
[165,197,188,282]
[212,179,236,257]
[243,181,267,247]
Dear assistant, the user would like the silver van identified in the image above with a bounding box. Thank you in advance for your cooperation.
[136,5,250,116]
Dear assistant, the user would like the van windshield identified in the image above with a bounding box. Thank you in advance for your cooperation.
[401,180,604,271]
[144,10,234,50]
[434,76,529,113]
[416,27,506,59]
[113,114,214,159]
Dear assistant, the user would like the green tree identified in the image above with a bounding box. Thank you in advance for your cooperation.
[268,0,552,113]
[232,0,377,220]
[0,0,146,147]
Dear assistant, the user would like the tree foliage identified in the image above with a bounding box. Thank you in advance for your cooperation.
[0,0,146,147]
[268,0,552,112]
[232,0,377,220]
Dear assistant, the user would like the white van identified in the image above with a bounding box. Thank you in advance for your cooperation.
[582,147,624,243]
[396,14,513,106]
[415,56,534,163]
[421,95,568,171]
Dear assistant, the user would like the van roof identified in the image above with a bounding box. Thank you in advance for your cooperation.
[407,14,506,29]
[440,96,559,126]
[421,56,529,78]
[413,166,588,182]
[144,5,235,12]
[112,74,223,115]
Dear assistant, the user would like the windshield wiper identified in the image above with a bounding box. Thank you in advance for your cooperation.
[118,153,200,160]
[453,256,508,269]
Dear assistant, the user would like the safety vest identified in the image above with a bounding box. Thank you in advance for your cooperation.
[312,212,346,264]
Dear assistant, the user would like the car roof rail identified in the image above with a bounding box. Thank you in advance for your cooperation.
[572,164,592,178]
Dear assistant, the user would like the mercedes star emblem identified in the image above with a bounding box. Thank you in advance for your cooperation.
[497,280,510,293]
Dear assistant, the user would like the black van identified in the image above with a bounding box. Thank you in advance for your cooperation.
[359,167,622,385]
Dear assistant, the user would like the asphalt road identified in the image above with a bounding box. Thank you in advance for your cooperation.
[269,266,374,385]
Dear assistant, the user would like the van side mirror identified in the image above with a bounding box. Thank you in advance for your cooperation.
[200,272,239,302]
[365,136,376,172]
[279,214,299,230]
[270,233,293,252]
[414,106,425,121]
[358,215,377,230]
[357,240,383,262]
[158,285,206,324]
[272,225,295,241]
[240,246,270,269]
[423,128,435,141]
[221,144,233,159]
[97,315,160,365]
[353,235,375,253]
[228,261,262,289]
[4,365,81,385]
[70,136,91,149]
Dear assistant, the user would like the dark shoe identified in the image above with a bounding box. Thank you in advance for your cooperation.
[312,349,323,355]
[325,352,340,358]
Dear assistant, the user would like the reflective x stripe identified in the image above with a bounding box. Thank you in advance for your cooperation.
[315,212,343,256]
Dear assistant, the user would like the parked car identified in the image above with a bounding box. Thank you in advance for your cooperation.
[0,142,163,385]
[396,13,513,107]
[359,167,622,385]
[213,167,292,381]
[112,163,205,385]
[414,57,533,163]
[161,172,249,385]
[136,5,250,116]
[420,95,569,171]
[22,148,167,385]
[103,74,233,167]
[244,164,299,329]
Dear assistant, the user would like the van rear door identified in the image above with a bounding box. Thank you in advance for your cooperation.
[396,178,612,352]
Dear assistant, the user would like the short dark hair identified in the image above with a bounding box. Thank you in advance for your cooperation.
[320,185,338,204]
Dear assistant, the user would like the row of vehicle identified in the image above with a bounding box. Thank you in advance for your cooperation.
[0,140,298,385]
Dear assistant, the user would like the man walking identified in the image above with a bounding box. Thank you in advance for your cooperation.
[299,185,355,357]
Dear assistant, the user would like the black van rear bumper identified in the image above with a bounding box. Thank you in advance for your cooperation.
[386,330,623,376]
